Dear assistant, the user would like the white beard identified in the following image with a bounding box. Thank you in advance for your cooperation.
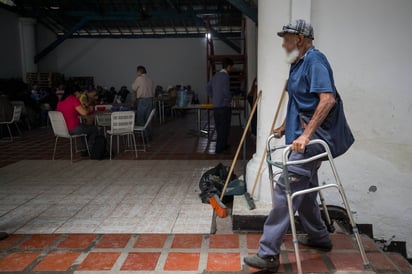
[285,48,300,64]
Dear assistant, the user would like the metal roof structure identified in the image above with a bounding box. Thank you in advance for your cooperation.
[1,0,257,62]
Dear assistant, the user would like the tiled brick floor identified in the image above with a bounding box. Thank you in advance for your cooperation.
[95,234,131,248]
[77,251,121,270]
[164,252,200,271]
[32,251,80,271]
[121,252,161,271]
[0,233,410,273]
[0,252,40,271]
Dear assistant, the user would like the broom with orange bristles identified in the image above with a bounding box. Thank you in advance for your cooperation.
[209,90,262,218]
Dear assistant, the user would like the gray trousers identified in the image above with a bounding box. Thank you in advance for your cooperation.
[258,144,330,257]
[69,124,98,150]
[136,97,153,137]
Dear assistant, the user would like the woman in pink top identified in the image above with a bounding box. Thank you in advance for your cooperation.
[56,87,98,154]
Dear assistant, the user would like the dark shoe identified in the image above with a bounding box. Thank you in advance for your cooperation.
[244,254,279,271]
[298,234,333,252]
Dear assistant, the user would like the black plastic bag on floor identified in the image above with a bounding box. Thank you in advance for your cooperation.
[199,163,244,204]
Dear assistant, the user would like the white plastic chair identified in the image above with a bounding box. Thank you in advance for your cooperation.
[48,111,90,162]
[0,105,22,142]
[107,111,137,160]
[11,100,31,130]
[95,112,111,136]
[134,109,156,152]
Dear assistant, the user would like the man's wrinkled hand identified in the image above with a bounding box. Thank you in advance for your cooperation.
[291,135,310,152]
[272,127,285,139]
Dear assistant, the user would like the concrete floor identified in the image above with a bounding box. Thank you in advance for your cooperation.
[0,160,232,234]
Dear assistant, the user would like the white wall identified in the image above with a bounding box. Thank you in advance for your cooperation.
[36,25,237,103]
[0,8,22,78]
[248,0,412,258]
[18,17,37,81]
[311,0,412,257]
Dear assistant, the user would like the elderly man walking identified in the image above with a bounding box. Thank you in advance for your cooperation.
[244,20,354,272]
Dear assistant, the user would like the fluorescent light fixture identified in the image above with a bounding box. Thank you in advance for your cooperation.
[49,0,60,10]
[0,0,15,5]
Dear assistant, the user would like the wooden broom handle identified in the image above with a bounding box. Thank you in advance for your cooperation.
[250,81,287,197]
[220,90,262,200]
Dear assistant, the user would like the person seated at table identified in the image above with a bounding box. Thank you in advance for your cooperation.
[30,84,46,103]
[57,87,98,155]
[113,89,123,104]
[79,87,98,111]
[108,87,117,103]
[70,85,82,99]
[96,85,104,100]
[55,84,65,101]
[119,86,130,103]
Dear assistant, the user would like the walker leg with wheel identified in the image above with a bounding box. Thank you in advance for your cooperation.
[266,135,369,274]
[326,156,369,267]
[286,187,304,274]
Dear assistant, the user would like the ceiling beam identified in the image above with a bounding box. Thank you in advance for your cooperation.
[164,0,180,11]
[186,6,242,54]
[226,0,257,23]
[34,16,90,63]
[66,9,238,19]
[60,33,240,39]
[208,28,241,53]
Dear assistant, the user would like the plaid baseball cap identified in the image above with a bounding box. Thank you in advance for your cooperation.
[277,19,314,40]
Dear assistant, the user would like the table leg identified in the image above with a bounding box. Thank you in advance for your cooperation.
[161,101,164,124]
[197,108,201,132]
[207,109,211,138]
[158,100,161,124]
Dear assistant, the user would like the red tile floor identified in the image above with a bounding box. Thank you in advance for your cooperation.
[0,233,411,273]
[1,112,411,273]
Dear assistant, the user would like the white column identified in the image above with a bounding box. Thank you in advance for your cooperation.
[246,0,312,203]
[19,17,37,82]
[245,17,257,91]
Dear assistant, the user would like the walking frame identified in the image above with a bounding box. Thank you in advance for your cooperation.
[266,135,369,274]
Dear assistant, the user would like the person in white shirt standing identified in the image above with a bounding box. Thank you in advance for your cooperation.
[131,65,154,138]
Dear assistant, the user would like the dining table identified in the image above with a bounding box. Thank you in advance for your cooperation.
[171,103,245,139]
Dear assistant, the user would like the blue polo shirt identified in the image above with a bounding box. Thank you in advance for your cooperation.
[285,47,337,144]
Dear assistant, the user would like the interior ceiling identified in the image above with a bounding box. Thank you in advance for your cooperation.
[6,0,257,38]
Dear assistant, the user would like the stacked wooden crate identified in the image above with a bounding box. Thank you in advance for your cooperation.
[26,72,64,89]
[66,77,94,88]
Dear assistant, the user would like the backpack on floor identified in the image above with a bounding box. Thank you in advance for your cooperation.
[90,135,108,160]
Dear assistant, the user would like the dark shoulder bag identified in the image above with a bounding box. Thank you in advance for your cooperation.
[298,93,355,158]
